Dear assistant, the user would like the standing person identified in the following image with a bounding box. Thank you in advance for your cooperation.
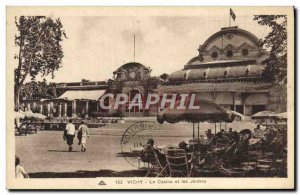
[65,119,76,152]
[15,156,29,178]
[78,121,89,152]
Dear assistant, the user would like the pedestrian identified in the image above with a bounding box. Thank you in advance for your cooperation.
[78,121,89,152]
[15,156,29,178]
[65,119,76,152]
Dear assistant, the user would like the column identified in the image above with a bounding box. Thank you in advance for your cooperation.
[47,103,51,116]
[85,101,89,118]
[64,102,67,117]
[40,104,43,114]
[242,93,246,115]
[72,100,77,117]
[128,91,131,117]
[50,102,54,117]
[96,101,100,112]
[233,92,236,111]
[58,103,62,117]
[27,103,31,111]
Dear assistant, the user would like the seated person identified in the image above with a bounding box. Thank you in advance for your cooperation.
[253,124,264,138]
[205,129,214,140]
[178,141,190,152]
[227,128,233,136]
[140,138,167,166]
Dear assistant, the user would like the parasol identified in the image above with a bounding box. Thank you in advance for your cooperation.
[20,110,35,118]
[275,112,287,120]
[251,111,278,127]
[20,110,46,120]
[251,111,277,119]
[33,113,47,120]
[15,111,25,119]
[157,99,235,124]
[157,98,236,144]
[231,111,245,121]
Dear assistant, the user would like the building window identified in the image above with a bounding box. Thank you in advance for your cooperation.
[242,49,249,56]
[211,51,218,59]
[226,50,233,58]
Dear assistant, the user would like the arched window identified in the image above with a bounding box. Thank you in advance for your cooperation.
[226,50,233,58]
[242,49,249,56]
[211,51,218,59]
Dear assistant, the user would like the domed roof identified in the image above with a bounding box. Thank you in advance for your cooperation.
[114,62,150,73]
[186,26,264,66]
[198,26,261,53]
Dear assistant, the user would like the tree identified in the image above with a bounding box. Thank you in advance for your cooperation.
[159,73,169,82]
[14,16,66,110]
[254,15,287,84]
[19,79,57,101]
[81,79,91,83]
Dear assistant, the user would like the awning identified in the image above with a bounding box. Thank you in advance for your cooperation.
[57,90,106,101]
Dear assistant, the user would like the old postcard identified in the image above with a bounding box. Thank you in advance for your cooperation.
[6,6,294,190]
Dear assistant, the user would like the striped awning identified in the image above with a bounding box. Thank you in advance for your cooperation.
[57,90,106,101]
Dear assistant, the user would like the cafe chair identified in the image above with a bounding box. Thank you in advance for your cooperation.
[144,147,169,177]
[166,149,189,177]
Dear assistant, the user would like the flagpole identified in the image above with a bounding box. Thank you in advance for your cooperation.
[133,34,136,62]
[229,9,231,27]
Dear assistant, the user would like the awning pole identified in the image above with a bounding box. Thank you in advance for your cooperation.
[197,122,200,144]
[215,123,216,135]
[192,122,195,139]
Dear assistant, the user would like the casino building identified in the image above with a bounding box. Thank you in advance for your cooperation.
[157,26,273,116]
[21,26,285,118]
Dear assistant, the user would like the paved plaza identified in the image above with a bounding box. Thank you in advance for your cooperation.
[16,121,256,178]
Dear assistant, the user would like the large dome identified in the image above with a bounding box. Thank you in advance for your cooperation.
[114,62,150,73]
[113,62,151,81]
[168,26,268,82]
[186,26,266,65]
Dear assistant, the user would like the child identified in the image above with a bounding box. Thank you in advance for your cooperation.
[15,156,29,178]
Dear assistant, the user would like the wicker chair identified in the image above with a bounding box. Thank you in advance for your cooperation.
[166,149,189,177]
[144,147,168,177]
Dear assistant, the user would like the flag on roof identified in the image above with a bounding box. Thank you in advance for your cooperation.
[230,8,236,21]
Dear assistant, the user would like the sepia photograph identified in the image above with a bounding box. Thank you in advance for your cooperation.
[6,6,294,190]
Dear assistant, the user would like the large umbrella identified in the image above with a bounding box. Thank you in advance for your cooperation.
[275,112,287,120]
[251,111,278,127]
[251,111,277,119]
[14,111,25,119]
[20,110,35,118]
[231,111,245,121]
[157,99,235,124]
[157,98,236,143]
[33,113,47,120]
[20,110,46,120]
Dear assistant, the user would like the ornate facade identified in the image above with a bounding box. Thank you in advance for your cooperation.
[105,62,159,117]
[20,26,285,118]
[158,26,273,116]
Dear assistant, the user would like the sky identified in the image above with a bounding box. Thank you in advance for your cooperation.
[14,9,271,83]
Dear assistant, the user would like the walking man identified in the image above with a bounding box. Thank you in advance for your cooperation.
[78,121,89,152]
[65,119,76,152]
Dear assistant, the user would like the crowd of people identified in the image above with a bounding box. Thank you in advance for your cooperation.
[139,124,287,177]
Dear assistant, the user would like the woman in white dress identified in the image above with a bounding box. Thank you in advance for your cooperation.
[78,121,89,152]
